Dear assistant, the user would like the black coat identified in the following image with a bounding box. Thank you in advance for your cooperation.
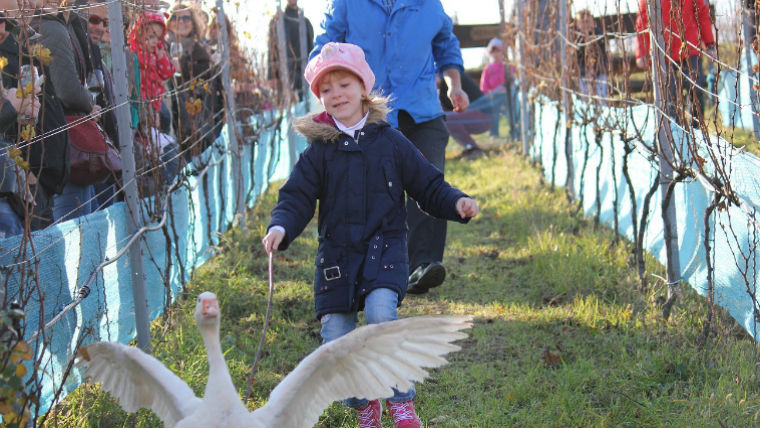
[269,108,469,318]
[0,30,69,195]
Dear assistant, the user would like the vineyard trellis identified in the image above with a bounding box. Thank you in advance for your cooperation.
[513,0,760,352]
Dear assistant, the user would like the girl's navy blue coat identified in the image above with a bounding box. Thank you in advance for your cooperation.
[269,102,470,319]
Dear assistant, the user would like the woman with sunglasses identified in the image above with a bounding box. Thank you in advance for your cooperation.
[166,2,221,159]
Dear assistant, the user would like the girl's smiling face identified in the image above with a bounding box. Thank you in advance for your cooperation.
[318,70,366,127]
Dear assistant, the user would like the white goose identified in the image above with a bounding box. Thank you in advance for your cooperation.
[76,291,472,428]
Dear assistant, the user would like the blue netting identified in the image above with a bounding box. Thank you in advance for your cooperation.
[4,103,307,415]
[717,49,759,133]
[533,96,760,343]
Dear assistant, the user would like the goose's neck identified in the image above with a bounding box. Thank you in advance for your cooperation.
[200,324,236,395]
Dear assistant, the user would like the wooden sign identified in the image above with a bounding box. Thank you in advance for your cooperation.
[453,24,502,48]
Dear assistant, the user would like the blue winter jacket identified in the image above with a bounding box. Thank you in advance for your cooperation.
[311,0,464,128]
[268,106,469,318]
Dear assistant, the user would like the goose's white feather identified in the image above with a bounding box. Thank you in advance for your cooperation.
[249,315,473,428]
[76,290,472,428]
[77,342,201,427]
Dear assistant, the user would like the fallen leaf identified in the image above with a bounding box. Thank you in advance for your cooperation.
[541,346,562,367]
[79,346,91,362]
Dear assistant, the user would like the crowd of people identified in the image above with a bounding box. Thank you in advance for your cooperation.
[0,0,260,238]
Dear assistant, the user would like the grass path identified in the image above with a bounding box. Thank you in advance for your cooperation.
[46,138,760,428]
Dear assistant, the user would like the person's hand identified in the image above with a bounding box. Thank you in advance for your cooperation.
[456,197,479,219]
[262,227,285,253]
[156,43,167,59]
[635,56,649,70]
[22,171,37,206]
[211,51,222,66]
[448,86,470,112]
[6,88,40,123]
[5,87,20,112]
[19,95,40,121]
[705,46,717,64]
[90,104,102,121]
[165,48,181,72]
[33,74,43,96]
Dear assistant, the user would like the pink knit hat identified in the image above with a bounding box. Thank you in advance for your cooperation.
[304,42,375,97]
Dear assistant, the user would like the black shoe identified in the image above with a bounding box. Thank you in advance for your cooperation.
[407,262,446,294]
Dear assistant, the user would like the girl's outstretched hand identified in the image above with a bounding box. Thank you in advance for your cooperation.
[262,227,285,253]
[456,197,480,219]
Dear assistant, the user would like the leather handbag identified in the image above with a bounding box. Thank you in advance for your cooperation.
[65,115,122,185]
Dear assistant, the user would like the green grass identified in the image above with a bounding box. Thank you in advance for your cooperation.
[41,122,760,428]
[704,104,760,156]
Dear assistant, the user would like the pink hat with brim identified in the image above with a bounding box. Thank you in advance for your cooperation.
[304,42,375,97]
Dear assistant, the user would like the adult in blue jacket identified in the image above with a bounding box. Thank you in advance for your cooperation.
[312,0,470,295]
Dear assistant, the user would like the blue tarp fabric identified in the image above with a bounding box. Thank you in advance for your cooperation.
[534,97,760,346]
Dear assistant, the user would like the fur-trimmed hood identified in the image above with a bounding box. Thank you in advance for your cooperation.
[293,95,391,142]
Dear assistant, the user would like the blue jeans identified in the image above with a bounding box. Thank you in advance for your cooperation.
[53,182,96,223]
[93,180,118,210]
[579,74,608,102]
[0,197,23,238]
[487,91,507,137]
[320,288,416,408]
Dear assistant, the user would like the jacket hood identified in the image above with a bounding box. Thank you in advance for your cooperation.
[293,94,391,142]
[128,11,168,53]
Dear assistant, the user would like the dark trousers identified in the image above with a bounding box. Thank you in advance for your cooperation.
[397,110,450,270]
[666,54,706,123]
[444,109,491,150]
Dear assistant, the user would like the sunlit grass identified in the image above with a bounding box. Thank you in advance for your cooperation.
[43,118,760,428]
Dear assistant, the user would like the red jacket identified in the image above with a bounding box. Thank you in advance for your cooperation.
[635,0,715,62]
[128,12,176,111]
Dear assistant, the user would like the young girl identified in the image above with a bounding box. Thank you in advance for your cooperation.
[262,42,479,428]
[128,12,177,116]
[480,37,519,141]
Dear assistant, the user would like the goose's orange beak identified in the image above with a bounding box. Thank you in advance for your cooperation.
[201,298,219,318]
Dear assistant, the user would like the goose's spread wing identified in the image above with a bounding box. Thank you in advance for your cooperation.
[76,342,202,427]
[251,315,473,428]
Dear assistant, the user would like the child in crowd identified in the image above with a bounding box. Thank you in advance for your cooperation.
[480,37,508,95]
[480,37,517,139]
[128,11,176,121]
[127,11,180,194]
[261,42,479,428]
